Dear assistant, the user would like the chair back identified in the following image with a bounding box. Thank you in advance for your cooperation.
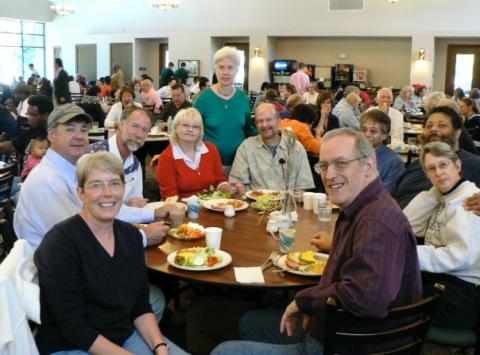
[70,93,83,104]
[0,163,16,200]
[323,283,444,355]
[0,163,17,260]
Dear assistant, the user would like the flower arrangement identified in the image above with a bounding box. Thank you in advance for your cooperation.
[278,128,297,226]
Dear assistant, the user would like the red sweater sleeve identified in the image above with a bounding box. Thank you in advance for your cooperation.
[156,145,179,199]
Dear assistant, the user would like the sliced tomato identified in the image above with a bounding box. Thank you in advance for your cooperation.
[207,256,218,267]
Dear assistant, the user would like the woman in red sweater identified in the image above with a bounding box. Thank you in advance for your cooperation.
[157,108,235,199]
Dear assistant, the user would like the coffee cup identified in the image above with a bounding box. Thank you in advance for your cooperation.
[205,227,223,249]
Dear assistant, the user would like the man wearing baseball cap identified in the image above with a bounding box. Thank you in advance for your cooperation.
[15,104,92,247]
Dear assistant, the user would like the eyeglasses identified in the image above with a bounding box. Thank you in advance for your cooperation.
[84,179,123,192]
[425,160,452,174]
[317,157,365,173]
[180,123,201,131]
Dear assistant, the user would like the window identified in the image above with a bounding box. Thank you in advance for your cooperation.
[454,54,474,93]
[0,18,45,84]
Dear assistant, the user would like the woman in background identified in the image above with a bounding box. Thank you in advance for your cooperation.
[315,91,339,137]
[194,46,257,171]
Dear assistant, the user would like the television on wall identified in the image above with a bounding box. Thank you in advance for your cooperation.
[272,60,296,74]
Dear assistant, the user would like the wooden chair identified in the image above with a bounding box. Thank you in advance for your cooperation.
[0,164,16,260]
[323,283,444,355]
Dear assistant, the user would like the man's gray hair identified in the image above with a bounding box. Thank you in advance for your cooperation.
[214,46,241,68]
[344,85,360,96]
[322,128,376,163]
[376,87,393,100]
[120,106,150,121]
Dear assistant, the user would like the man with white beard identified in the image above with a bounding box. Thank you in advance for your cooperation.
[90,106,154,209]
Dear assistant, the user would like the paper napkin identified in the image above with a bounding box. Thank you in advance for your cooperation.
[234,267,265,284]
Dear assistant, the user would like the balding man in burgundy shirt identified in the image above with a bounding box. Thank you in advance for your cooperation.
[213,128,422,355]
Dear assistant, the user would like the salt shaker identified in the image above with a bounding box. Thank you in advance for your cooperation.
[224,205,236,217]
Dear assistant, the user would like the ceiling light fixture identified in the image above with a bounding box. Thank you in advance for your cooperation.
[386,0,399,4]
[50,2,76,16]
[151,0,180,11]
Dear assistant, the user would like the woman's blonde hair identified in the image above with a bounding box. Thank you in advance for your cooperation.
[76,151,125,188]
[170,108,204,149]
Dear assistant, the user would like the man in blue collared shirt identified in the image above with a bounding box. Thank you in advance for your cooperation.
[15,104,172,248]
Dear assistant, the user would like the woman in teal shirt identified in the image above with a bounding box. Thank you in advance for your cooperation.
[194,46,257,169]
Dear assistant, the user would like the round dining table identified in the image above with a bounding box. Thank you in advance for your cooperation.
[146,203,339,290]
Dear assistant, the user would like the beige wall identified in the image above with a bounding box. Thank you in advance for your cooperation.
[274,37,412,88]
[433,37,480,92]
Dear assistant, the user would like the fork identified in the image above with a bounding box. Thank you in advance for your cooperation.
[260,252,275,271]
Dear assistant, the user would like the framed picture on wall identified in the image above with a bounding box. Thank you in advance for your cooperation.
[178,60,199,77]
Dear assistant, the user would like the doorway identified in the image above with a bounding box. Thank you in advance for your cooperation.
[159,43,169,76]
[76,44,96,81]
[445,45,480,96]
[225,42,249,90]
[110,43,133,83]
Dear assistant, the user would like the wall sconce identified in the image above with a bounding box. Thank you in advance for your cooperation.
[417,48,426,61]
[254,47,261,58]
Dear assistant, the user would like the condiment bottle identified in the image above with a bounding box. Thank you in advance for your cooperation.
[224,205,235,217]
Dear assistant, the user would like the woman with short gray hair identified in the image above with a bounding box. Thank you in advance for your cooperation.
[403,141,480,329]
[34,151,186,355]
[194,46,257,172]
[393,85,418,113]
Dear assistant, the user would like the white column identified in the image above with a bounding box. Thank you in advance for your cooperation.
[410,33,435,90]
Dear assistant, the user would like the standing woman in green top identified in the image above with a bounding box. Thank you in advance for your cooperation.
[194,46,257,173]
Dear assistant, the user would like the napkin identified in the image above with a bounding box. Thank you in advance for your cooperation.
[234,267,265,284]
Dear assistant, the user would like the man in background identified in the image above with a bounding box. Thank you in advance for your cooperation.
[370,87,404,145]
[290,62,310,94]
[160,62,175,87]
[111,63,124,96]
[53,58,71,105]
[174,62,189,84]
[161,84,192,122]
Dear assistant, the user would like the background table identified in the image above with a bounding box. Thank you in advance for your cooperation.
[146,205,338,289]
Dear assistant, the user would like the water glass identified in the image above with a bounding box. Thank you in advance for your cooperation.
[279,227,296,253]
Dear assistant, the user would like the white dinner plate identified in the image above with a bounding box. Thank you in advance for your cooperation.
[245,190,282,201]
[167,249,232,271]
[276,252,329,277]
[201,198,249,212]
